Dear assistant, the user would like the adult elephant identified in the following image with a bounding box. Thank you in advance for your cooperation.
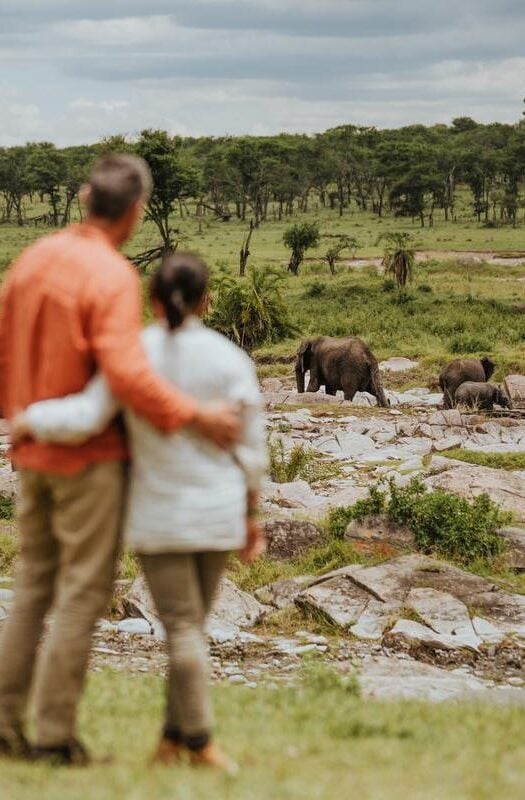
[439,357,495,409]
[295,336,388,406]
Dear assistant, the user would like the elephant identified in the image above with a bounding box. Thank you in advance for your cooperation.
[439,357,495,409]
[295,336,388,406]
[454,382,512,411]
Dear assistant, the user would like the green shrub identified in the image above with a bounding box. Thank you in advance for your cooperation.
[381,278,396,292]
[269,439,340,484]
[449,335,491,354]
[327,486,386,538]
[327,478,509,563]
[0,495,14,520]
[0,530,18,574]
[208,266,296,351]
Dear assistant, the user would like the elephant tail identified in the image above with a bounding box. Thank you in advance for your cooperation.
[370,360,389,407]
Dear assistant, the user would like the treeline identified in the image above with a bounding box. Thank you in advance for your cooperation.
[1,118,525,237]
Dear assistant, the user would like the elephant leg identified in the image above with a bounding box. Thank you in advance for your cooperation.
[325,384,337,396]
[443,388,453,409]
[342,383,357,401]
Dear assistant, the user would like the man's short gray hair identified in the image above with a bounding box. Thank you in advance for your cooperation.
[86,154,152,221]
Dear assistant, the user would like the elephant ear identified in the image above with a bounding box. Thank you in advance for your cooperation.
[298,340,313,372]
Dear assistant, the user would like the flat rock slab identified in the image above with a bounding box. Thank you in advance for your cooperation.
[406,588,482,650]
[498,527,525,570]
[360,656,525,703]
[345,514,415,558]
[385,619,480,653]
[255,576,311,609]
[211,578,267,629]
[123,575,267,633]
[380,357,420,372]
[425,463,525,519]
[296,575,371,628]
[505,374,525,404]
[314,431,376,458]
[264,519,326,559]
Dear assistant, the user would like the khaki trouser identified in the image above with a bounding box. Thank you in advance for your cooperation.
[0,461,126,747]
[140,551,229,740]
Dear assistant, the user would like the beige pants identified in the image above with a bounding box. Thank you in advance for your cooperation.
[140,551,229,741]
[0,461,126,747]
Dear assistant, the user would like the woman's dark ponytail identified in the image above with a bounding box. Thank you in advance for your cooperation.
[150,252,209,331]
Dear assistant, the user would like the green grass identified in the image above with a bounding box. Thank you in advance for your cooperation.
[2,199,525,389]
[0,525,17,574]
[2,668,524,800]
[443,449,525,471]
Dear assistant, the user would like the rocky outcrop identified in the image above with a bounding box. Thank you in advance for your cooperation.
[294,555,525,650]
[344,514,415,557]
[264,519,326,559]
[505,374,525,404]
[425,463,525,519]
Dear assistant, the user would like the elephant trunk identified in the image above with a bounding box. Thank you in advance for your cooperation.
[295,363,305,394]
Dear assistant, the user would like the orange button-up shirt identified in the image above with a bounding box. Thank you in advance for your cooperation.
[0,223,197,475]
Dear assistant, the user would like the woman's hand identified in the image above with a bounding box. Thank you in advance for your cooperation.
[240,517,266,564]
[9,411,33,445]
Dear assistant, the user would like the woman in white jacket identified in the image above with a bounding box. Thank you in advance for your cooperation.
[15,252,268,773]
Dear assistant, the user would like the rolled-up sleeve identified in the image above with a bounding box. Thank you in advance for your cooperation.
[89,268,197,432]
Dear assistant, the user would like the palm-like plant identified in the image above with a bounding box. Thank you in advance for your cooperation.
[378,232,416,288]
[208,267,297,351]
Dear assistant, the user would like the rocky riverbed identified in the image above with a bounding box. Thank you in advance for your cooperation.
[0,368,524,703]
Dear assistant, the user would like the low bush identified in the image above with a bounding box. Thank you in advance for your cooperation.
[327,478,510,563]
[208,267,296,351]
[0,495,14,520]
[269,439,341,484]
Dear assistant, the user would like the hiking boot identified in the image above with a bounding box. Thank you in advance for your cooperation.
[32,739,92,767]
[0,726,32,760]
[151,737,187,766]
[189,742,239,775]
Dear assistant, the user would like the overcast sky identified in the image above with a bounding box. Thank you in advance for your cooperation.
[0,0,524,146]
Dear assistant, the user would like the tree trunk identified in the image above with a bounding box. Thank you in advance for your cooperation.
[239,219,254,277]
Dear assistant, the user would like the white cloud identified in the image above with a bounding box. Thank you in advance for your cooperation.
[0,3,523,145]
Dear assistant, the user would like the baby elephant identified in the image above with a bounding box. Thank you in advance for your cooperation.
[454,382,512,411]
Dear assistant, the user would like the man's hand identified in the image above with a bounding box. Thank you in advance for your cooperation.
[191,402,242,449]
[9,411,33,445]
[240,517,266,564]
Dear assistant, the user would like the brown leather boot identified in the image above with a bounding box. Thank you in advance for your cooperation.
[152,738,187,766]
[189,742,239,775]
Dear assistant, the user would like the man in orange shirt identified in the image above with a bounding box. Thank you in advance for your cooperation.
[0,154,241,765]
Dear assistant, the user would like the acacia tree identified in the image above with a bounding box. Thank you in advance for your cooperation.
[28,143,67,226]
[135,129,198,266]
[324,235,359,275]
[0,146,31,224]
[283,221,320,275]
[378,232,416,288]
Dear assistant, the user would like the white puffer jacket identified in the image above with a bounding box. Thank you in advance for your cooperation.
[26,319,268,553]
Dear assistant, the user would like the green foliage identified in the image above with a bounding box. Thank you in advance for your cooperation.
[327,486,386,538]
[328,478,510,563]
[208,267,296,351]
[268,438,341,484]
[0,495,15,520]
[5,669,525,800]
[449,334,491,354]
[0,529,18,574]
[443,449,525,471]
[283,222,320,274]
[324,234,360,275]
[378,231,417,288]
